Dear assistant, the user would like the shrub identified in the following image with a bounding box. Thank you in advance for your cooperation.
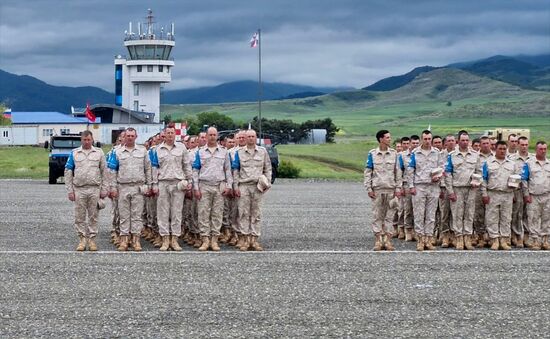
[277,160,301,178]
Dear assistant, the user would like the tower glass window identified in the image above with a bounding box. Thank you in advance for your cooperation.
[158,65,163,72]
[137,65,142,72]
[147,65,153,72]
[134,100,139,111]
[134,84,139,96]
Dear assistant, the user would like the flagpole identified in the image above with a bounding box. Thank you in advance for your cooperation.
[257,28,262,142]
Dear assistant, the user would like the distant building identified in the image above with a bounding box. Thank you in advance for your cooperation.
[114,9,175,123]
[299,129,327,144]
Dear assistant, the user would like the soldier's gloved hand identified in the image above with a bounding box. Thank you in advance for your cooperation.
[194,190,202,200]
[368,191,376,199]
[448,193,457,202]
[482,196,490,205]
[68,192,75,201]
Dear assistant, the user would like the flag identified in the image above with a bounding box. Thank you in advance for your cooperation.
[250,32,258,48]
[3,109,11,119]
[85,103,96,123]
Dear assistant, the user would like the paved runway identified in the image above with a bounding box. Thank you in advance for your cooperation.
[1,180,549,338]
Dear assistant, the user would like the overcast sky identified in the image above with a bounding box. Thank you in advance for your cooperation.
[1,0,549,91]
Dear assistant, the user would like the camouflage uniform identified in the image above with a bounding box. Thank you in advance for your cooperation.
[150,142,192,237]
[510,152,531,240]
[481,157,519,240]
[232,145,272,237]
[184,147,199,236]
[406,147,442,237]
[106,146,121,235]
[473,151,494,238]
[437,149,452,237]
[192,146,233,237]
[521,157,550,245]
[445,149,481,236]
[108,145,152,236]
[364,147,402,237]
[65,146,108,238]
[398,150,414,232]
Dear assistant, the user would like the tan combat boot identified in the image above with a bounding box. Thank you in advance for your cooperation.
[470,234,478,246]
[477,234,487,248]
[250,236,264,251]
[510,233,518,247]
[530,239,542,250]
[490,238,499,251]
[159,235,170,251]
[229,233,239,246]
[118,235,129,251]
[464,235,474,250]
[210,236,221,251]
[193,234,202,248]
[405,228,414,242]
[113,232,120,246]
[542,236,550,250]
[397,227,405,240]
[384,235,395,251]
[455,235,464,250]
[373,234,383,251]
[239,235,250,251]
[153,234,163,248]
[500,237,511,250]
[76,236,87,251]
[170,235,183,251]
[515,236,524,248]
[198,236,210,251]
[132,235,142,252]
[441,232,450,248]
[523,234,531,248]
[88,237,98,252]
[424,236,436,250]
[392,225,399,238]
[416,237,424,251]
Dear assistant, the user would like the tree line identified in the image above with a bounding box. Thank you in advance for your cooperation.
[163,112,339,143]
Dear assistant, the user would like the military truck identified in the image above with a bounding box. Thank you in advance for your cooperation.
[483,128,530,141]
[44,133,101,184]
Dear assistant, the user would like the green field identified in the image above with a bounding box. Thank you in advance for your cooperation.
[0,146,50,179]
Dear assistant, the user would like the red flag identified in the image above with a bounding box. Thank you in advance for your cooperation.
[85,103,96,123]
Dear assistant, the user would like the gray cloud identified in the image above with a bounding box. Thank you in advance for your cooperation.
[1,0,549,91]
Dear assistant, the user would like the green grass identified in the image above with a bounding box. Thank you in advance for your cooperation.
[0,146,49,179]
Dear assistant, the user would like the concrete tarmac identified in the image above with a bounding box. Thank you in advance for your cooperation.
[1,180,549,338]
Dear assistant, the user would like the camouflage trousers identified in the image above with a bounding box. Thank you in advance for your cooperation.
[511,189,528,238]
[473,190,487,235]
[146,195,158,231]
[110,197,120,233]
[485,190,513,239]
[73,185,101,238]
[237,183,265,236]
[450,186,476,236]
[183,194,199,234]
[412,184,439,236]
[438,193,452,234]
[118,184,144,236]
[370,189,396,236]
[402,194,414,229]
[157,180,184,237]
[525,192,550,241]
[197,182,225,237]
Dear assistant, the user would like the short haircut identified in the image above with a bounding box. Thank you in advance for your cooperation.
[422,130,432,136]
[480,136,490,141]
[401,137,410,143]
[496,141,508,148]
[508,134,517,140]
[458,130,468,138]
[432,135,442,141]
[376,130,390,143]
[536,141,547,147]
[518,136,528,142]
[472,138,480,144]
[125,127,137,134]
[81,130,93,138]
[410,135,420,141]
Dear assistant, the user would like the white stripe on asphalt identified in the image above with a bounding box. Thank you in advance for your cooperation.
[0,250,547,254]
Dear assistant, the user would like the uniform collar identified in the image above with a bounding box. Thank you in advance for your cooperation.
[376,147,392,154]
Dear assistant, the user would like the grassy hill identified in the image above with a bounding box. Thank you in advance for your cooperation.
[163,68,550,140]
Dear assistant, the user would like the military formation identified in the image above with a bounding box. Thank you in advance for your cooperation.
[364,129,550,251]
[64,126,272,252]
[64,126,549,252]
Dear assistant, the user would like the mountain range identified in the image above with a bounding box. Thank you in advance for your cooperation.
[1,54,549,113]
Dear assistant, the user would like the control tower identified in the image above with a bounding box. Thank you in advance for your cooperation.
[114,9,174,123]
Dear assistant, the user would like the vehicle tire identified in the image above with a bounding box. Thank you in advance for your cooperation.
[271,166,277,184]
[48,169,57,184]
